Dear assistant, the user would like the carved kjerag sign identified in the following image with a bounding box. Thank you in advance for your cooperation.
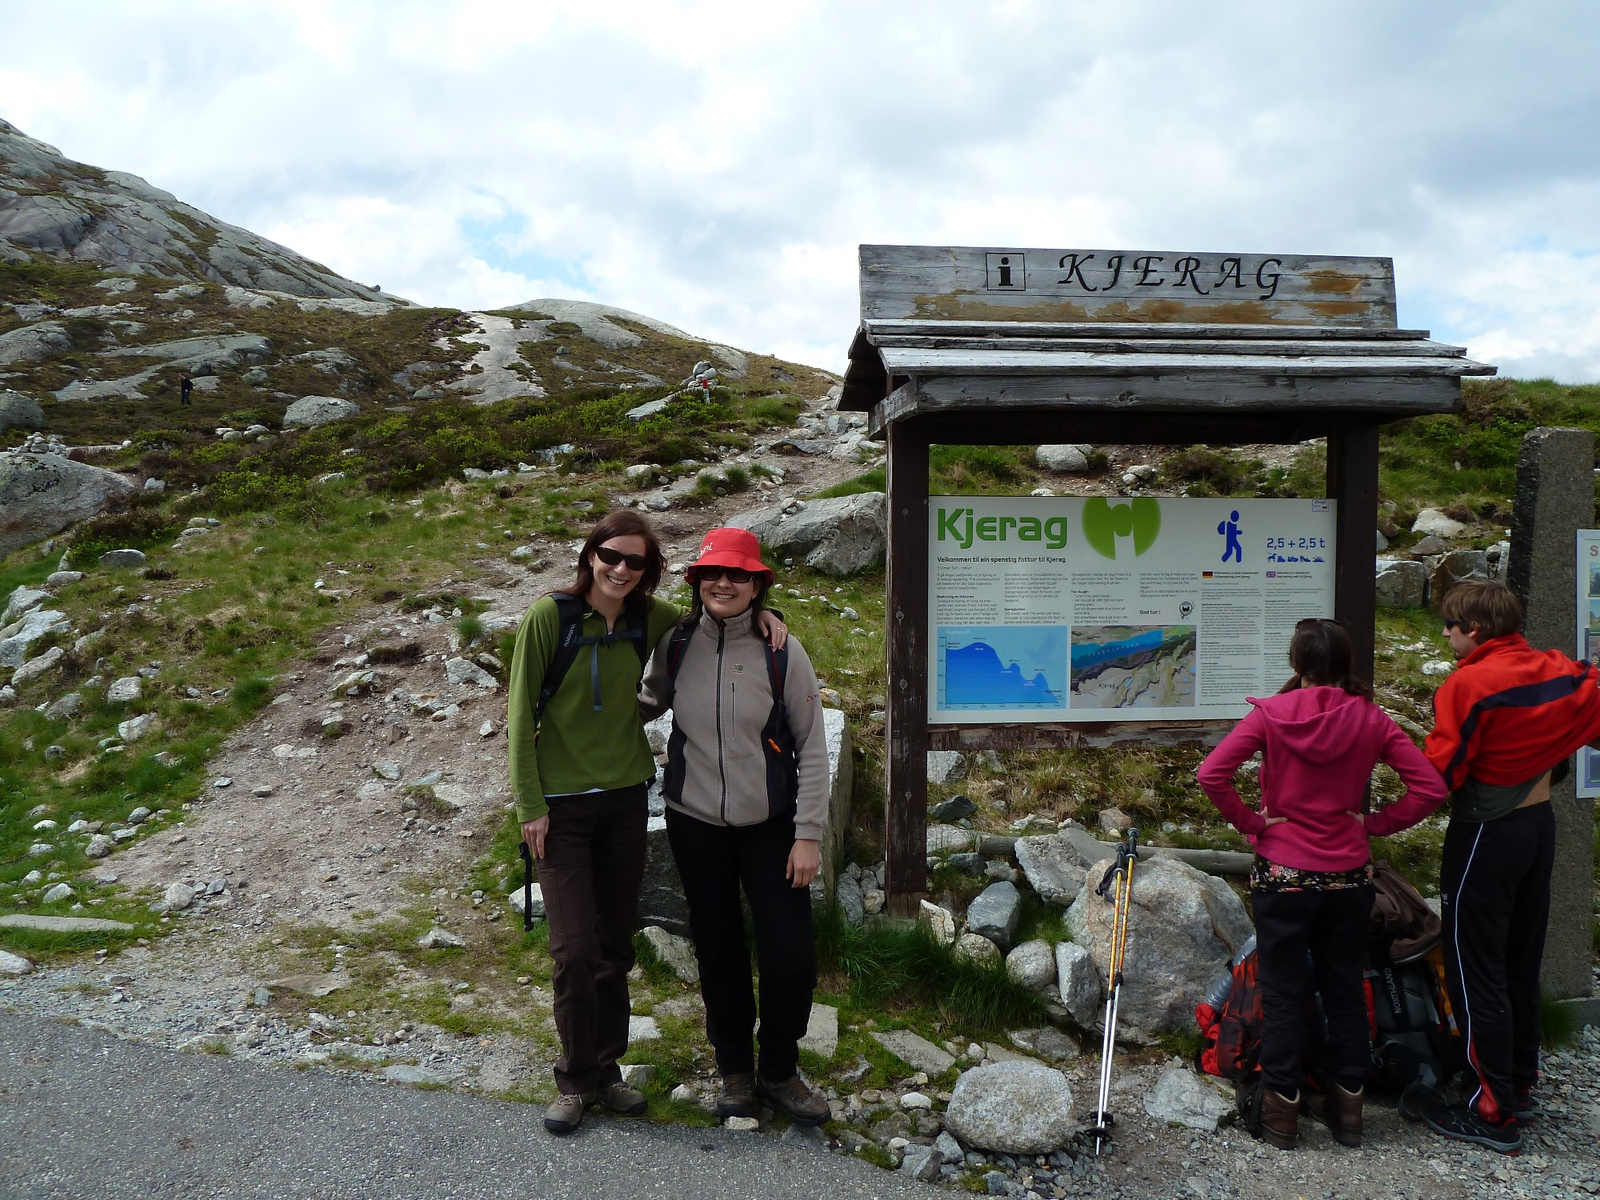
[860,245,1397,328]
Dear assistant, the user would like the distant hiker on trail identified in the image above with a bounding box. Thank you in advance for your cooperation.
[1197,618,1445,1151]
[1361,579,1600,1156]
[506,511,786,1136]
[637,527,831,1128]
[179,372,193,405]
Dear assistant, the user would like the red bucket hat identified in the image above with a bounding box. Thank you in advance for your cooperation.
[685,527,773,583]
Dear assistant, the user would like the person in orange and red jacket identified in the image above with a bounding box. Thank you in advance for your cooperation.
[1365,579,1600,1155]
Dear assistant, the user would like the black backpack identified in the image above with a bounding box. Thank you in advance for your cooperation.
[530,592,653,735]
[660,618,799,819]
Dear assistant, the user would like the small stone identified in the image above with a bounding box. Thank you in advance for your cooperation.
[966,881,1022,951]
[1097,807,1131,834]
[640,924,700,984]
[620,1063,655,1088]
[0,950,34,976]
[383,1064,452,1086]
[918,899,957,945]
[85,834,114,858]
[41,883,75,903]
[724,1116,760,1132]
[670,1083,697,1104]
[955,932,1002,966]
[478,720,497,738]
[126,806,152,825]
[628,1015,662,1043]
[372,761,402,781]
[901,1091,933,1109]
[1006,940,1057,991]
[99,549,147,569]
[163,882,196,911]
[213,776,233,789]
[417,927,464,949]
[106,676,143,703]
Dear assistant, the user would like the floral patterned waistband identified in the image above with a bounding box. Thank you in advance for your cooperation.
[1250,856,1374,892]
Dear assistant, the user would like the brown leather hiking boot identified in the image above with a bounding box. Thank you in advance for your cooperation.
[1307,1083,1363,1147]
[1257,1087,1300,1150]
[716,1072,756,1118]
[597,1081,648,1116]
[756,1073,829,1127]
[543,1091,595,1135]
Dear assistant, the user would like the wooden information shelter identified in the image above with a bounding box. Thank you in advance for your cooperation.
[839,245,1495,915]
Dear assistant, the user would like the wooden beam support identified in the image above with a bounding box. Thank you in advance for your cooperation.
[1328,419,1380,682]
[884,416,931,917]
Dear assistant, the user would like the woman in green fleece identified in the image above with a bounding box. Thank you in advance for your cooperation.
[507,510,784,1135]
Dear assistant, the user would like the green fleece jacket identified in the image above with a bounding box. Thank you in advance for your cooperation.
[507,593,683,823]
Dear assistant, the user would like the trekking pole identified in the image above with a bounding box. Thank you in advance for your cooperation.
[519,840,535,933]
[1091,826,1140,1155]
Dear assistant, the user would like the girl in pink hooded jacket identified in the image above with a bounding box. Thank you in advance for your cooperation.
[1198,619,1445,1152]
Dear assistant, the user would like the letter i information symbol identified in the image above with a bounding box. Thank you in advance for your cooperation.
[986,252,1025,291]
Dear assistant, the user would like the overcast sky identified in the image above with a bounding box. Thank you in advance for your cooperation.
[3,1,1599,379]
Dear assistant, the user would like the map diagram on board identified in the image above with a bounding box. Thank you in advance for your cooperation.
[936,626,1068,711]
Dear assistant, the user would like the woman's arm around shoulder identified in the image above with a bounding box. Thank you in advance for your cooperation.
[637,624,679,723]
[506,596,562,825]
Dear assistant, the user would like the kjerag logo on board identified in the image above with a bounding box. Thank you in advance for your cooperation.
[937,507,1069,550]
[1082,498,1161,559]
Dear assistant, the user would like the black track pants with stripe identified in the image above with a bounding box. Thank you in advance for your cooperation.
[1440,802,1555,1124]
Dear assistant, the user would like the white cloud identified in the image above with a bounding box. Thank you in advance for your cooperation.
[3,0,1600,378]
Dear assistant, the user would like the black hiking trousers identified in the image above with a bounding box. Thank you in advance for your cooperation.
[1252,883,1375,1094]
[665,806,816,1083]
[1440,801,1555,1125]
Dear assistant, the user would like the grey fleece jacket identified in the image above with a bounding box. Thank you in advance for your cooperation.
[638,607,829,842]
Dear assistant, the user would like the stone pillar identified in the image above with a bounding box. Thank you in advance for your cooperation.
[1508,426,1596,1000]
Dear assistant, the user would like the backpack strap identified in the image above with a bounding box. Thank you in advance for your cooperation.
[762,641,789,754]
[532,593,589,735]
[532,592,654,731]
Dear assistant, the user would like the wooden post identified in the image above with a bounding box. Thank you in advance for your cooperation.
[1328,419,1380,682]
[884,416,930,917]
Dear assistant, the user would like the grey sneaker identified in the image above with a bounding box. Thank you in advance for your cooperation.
[598,1081,648,1115]
[716,1072,757,1118]
[543,1091,594,1135]
[757,1073,829,1126]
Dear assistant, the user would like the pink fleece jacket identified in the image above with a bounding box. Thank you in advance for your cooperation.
[1196,687,1447,873]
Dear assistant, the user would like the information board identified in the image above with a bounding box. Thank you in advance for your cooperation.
[928,496,1337,724]
[1577,530,1600,798]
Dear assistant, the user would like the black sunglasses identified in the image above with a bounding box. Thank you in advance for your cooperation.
[1443,619,1463,631]
[594,545,650,572]
[695,565,755,584]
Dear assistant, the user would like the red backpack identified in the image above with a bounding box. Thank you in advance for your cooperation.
[1196,948,1263,1081]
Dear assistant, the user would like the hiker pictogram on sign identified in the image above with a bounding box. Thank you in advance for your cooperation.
[985,252,1026,291]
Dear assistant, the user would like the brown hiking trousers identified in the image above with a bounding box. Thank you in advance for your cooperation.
[538,783,648,1094]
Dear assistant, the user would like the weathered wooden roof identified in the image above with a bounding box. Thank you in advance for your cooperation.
[841,320,1496,426]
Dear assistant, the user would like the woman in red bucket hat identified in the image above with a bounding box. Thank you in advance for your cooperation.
[638,526,832,1127]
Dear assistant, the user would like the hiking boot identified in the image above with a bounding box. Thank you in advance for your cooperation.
[756,1072,829,1127]
[543,1091,594,1135]
[1512,1089,1542,1125]
[1306,1082,1363,1148]
[1422,1098,1523,1156]
[716,1072,757,1119]
[597,1081,648,1116]
[1255,1087,1300,1150]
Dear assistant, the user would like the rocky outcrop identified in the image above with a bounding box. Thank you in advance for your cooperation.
[0,451,136,556]
[1065,856,1253,1042]
[283,396,360,429]
[0,391,46,431]
[499,298,694,350]
[0,323,71,366]
[728,492,887,577]
[1035,445,1092,472]
[0,118,390,301]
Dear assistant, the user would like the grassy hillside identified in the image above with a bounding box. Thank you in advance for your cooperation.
[5,253,1600,956]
